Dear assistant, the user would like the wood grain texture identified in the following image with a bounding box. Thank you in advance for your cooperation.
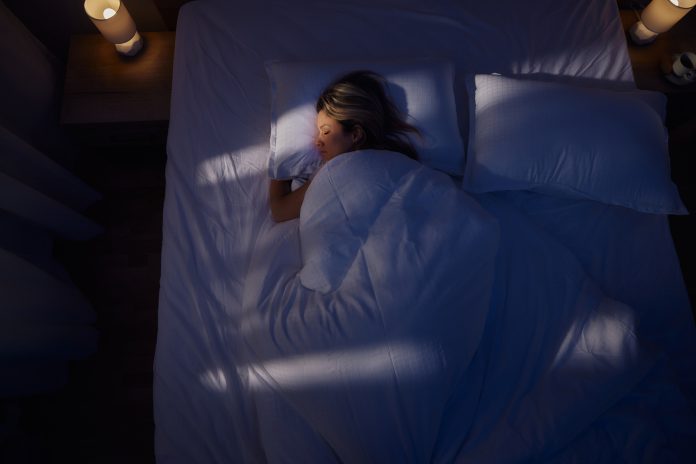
[61,32,175,125]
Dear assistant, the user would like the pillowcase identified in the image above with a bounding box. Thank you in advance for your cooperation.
[266,59,465,179]
[463,73,687,215]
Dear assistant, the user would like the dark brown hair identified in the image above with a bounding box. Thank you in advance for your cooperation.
[316,71,420,160]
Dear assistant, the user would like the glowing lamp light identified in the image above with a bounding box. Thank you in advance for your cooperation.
[84,0,143,56]
[630,0,696,45]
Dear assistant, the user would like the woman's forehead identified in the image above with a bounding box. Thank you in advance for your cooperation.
[316,109,336,126]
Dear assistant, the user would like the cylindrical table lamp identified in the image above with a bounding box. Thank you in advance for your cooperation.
[84,0,143,56]
[630,0,696,45]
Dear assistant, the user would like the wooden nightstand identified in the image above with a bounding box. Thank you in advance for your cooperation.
[619,9,696,129]
[620,9,696,299]
[620,9,695,199]
[61,31,175,147]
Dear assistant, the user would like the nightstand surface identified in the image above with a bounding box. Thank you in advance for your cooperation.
[61,31,175,125]
[620,10,696,129]
[620,9,696,94]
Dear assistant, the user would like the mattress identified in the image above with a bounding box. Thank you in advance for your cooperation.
[155,1,695,462]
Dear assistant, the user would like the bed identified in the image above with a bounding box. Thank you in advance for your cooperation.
[154,0,696,462]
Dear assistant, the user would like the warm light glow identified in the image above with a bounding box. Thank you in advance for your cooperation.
[114,31,143,56]
[630,0,696,44]
[630,21,659,43]
[641,0,695,34]
[102,7,116,19]
[84,0,142,55]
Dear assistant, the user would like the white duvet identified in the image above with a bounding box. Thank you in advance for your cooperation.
[235,151,694,462]
[242,151,497,462]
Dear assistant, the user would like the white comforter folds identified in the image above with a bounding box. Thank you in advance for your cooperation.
[242,151,498,462]
[240,151,693,463]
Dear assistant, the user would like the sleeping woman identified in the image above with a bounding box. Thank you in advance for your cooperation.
[269,70,421,222]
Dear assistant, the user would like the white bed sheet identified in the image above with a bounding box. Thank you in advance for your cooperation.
[493,191,696,395]
[154,0,694,462]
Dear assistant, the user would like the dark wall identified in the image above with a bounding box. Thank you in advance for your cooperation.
[2,0,169,63]
[617,0,652,9]
[0,1,65,162]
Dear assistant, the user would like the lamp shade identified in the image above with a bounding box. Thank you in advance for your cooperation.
[642,0,696,33]
[630,0,696,44]
[84,0,142,55]
[84,0,137,45]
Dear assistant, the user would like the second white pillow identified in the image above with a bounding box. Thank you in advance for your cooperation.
[463,74,686,215]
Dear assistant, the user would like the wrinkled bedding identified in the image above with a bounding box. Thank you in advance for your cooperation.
[237,151,694,462]
[241,151,498,462]
[155,2,696,462]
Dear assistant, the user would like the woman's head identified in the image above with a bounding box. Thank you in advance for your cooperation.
[315,71,420,162]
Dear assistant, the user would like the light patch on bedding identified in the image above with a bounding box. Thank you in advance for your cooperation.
[199,368,229,393]
[553,296,639,369]
[246,341,443,391]
[195,145,268,186]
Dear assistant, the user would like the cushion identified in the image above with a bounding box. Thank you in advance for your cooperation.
[463,74,687,215]
[266,59,464,179]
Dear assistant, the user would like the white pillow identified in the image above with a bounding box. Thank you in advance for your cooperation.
[266,59,464,179]
[463,74,687,215]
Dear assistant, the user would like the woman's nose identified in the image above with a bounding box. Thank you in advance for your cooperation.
[315,137,323,147]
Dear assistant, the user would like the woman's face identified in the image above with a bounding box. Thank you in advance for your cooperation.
[315,109,355,162]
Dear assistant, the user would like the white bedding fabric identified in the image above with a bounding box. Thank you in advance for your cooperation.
[239,152,695,462]
[242,151,498,462]
[463,74,687,214]
[155,0,695,462]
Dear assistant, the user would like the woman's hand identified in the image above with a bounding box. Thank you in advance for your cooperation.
[269,178,311,222]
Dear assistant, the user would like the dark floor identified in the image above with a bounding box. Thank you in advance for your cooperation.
[667,118,696,318]
[2,120,695,463]
[1,144,166,464]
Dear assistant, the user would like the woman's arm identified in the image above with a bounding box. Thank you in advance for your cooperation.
[269,178,311,222]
